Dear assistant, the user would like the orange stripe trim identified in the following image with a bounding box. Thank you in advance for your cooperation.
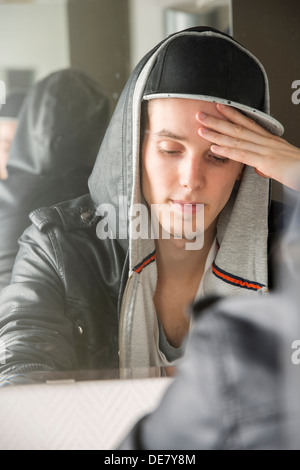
[212,264,263,291]
[134,252,156,274]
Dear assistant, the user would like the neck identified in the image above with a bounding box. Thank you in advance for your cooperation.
[155,222,216,283]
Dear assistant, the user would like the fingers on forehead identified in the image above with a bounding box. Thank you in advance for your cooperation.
[216,104,273,137]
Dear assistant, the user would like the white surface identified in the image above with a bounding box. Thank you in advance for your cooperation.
[0,377,172,450]
[129,0,194,68]
[0,1,70,82]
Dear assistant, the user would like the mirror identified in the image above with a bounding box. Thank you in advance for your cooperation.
[0,0,231,113]
[0,0,231,386]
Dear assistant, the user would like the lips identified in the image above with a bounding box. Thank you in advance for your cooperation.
[171,200,204,214]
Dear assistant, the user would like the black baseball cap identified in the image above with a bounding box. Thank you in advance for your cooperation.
[143,29,284,136]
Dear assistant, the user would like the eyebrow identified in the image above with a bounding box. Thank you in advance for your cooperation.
[153,129,187,141]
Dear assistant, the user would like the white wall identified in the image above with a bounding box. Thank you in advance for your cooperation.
[128,0,230,69]
[0,0,229,86]
[0,0,70,86]
[128,0,196,69]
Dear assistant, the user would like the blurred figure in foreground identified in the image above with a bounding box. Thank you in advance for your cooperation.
[0,69,109,291]
[118,185,300,450]
[0,91,27,180]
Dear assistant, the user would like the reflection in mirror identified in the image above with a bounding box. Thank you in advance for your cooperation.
[0,0,249,389]
[164,0,230,36]
[0,0,131,114]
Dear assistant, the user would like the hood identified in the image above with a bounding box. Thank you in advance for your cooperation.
[89,26,279,294]
[0,69,109,291]
[7,68,109,177]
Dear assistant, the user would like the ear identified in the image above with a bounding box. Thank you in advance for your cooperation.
[236,164,245,181]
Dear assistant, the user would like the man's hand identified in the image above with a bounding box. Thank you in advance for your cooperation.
[196,104,300,191]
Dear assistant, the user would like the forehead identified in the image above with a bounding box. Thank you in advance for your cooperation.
[146,98,229,127]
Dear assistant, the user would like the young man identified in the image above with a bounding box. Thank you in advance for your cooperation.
[0,69,109,293]
[0,26,299,384]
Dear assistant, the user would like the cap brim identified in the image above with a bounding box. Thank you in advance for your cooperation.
[143,93,284,137]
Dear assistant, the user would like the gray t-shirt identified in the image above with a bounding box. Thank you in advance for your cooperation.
[157,316,186,363]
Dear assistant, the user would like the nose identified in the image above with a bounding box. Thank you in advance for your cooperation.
[179,151,206,191]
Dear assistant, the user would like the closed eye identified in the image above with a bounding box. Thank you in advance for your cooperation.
[159,149,181,155]
[158,143,184,156]
[208,153,228,164]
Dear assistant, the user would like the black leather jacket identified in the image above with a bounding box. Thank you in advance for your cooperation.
[0,193,287,385]
[0,194,127,382]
